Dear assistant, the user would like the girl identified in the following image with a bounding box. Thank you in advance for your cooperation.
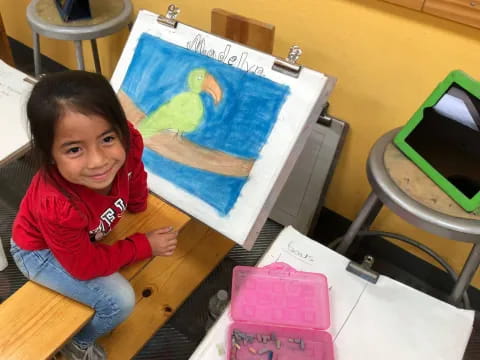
[10,71,178,360]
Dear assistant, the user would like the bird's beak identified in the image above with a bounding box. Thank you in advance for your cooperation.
[202,74,223,105]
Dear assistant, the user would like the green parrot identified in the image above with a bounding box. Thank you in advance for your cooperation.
[137,68,223,138]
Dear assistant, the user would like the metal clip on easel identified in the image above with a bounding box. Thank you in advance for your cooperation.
[157,4,180,28]
[272,45,303,78]
[346,255,379,284]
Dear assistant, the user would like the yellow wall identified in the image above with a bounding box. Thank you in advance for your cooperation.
[1,0,480,287]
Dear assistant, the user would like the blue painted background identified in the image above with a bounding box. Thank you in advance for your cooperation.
[122,33,289,215]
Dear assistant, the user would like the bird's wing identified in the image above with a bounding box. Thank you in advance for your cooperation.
[138,93,204,137]
[164,93,204,132]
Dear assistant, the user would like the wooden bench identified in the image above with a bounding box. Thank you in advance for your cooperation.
[0,194,235,359]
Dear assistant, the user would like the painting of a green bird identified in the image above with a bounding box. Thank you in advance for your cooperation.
[137,68,223,138]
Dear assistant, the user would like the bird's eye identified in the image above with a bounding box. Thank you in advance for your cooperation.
[197,76,203,80]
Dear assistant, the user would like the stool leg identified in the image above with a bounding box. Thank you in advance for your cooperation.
[32,32,41,78]
[74,40,85,70]
[90,39,102,74]
[449,243,480,305]
[336,192,383,255]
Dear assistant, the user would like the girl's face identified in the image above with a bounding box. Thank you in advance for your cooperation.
[51,110,127,194]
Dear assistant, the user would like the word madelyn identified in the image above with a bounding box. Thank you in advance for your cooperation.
[187,34,265,76]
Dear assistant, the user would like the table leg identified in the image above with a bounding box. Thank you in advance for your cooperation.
[32,32,41,78]
[336,192,383,254]
[90,39,102,74]
[449,243,480,305]
[74,40,85,71]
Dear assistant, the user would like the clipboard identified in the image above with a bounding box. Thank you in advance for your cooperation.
[110,5,336,249]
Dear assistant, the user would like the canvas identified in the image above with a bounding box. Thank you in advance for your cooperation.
[111,10,334,248]
[119,33,289,216]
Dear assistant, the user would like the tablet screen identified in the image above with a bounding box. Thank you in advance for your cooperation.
[404,85,480,199]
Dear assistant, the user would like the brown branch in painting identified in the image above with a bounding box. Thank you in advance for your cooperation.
[117,90,146,125]
[144,132,254,177]
[117,90,255,177]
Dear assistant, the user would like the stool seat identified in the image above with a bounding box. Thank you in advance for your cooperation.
[337,128,480,305]
[26,0,133,76]
[369,128,480,243]
[27,0,132,41]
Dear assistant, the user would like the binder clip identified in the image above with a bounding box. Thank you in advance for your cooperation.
[272,45,303,78]
[23,76,38,86]
[346,255,379,284]
[157,4,180,28]
[317,102,333,127]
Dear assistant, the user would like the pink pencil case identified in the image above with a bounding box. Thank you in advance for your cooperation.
[226,262,334,360]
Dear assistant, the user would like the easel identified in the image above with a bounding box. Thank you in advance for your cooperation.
[0,7,276,359]
[211,8,275,54]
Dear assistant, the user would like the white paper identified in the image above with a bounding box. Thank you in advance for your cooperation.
[0,60,32,164]
[335,277,473,360]
[434,93,479,131]
[257,226,369,339]
[189,226,474,360]
[111,10,331,248]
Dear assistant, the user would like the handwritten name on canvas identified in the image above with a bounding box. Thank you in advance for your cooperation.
[187,34,265,76]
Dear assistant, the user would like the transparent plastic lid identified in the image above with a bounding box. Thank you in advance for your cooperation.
[230,262,331,330]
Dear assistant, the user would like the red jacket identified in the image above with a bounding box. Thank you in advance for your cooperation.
[12,123,152,280]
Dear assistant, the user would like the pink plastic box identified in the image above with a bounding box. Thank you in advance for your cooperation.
[226,262,334,360]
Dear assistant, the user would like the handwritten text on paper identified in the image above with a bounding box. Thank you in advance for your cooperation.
[187,34,265,76]
[286,240,315,263]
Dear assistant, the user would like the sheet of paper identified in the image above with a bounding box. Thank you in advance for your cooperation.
[335,276,473,359]
[257,226,369,338]
[0,60,33,164]
[189,226,474,360]
[434,93,479,131]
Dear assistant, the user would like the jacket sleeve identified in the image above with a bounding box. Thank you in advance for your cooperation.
[38,196,152,280]
[127,123,149,213]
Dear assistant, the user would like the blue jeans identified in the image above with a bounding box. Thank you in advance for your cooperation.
[10,239,135,347]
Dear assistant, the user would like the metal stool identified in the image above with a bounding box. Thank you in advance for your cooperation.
[26,0,132,76]
[336,128,480,305]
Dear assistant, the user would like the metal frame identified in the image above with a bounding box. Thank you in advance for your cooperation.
[26,0,133,76]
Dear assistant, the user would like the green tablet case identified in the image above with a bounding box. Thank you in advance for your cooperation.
[394,70,480,213]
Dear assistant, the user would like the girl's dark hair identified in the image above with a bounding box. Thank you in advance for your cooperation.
[27,70,130,168]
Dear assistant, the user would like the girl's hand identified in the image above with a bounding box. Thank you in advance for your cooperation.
[146,227,178,256]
